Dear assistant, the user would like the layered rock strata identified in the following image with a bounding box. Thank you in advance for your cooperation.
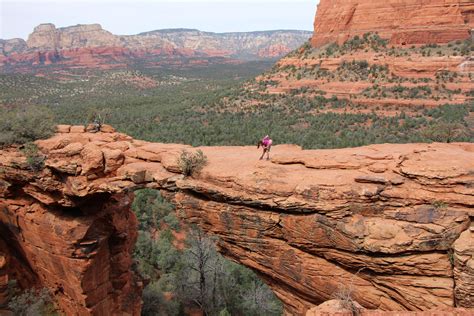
[0,127,473,315]
[311,0,474,47]
[256,50,474,109]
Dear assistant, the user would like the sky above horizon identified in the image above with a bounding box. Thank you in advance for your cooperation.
[0,0,319,40]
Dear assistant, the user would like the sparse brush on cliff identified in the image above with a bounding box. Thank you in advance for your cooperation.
[332,283,361,316]
[21,142,45,172]
[177,149,208,177]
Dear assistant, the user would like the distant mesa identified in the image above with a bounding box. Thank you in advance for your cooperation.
[0,23,312,72]
[26,23,118,50]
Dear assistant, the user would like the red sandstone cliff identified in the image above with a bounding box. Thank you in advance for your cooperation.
[311,0,474,47]
[0,127,473,315]
[246,0,474,113]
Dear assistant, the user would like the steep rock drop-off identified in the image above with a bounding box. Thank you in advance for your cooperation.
[0,127,473,315]
[311,0,474,47]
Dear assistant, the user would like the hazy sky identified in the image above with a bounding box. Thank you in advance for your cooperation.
[1,0,319,40]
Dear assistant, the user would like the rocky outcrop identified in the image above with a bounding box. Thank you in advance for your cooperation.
[26,23,119,50]
[0,192,141,315]
[0,131,143,315]
[0,24,312,72]
[0,127,473,315]
[311,0,474,47]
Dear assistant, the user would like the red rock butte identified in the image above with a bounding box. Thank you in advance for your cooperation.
[311,0,474,47]
[0,126,473,315]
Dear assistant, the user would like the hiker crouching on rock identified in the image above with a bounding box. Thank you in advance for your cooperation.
[258,135,272,160]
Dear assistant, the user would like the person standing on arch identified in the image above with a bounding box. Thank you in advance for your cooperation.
[258,135,273,160]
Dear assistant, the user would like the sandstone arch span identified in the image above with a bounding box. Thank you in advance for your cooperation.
[0,126,473,315]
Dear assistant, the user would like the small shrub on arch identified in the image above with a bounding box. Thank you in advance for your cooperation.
[21,142,45,172]
[177,149,208,177]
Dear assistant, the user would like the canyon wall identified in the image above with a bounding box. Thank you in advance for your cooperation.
[0,127,473,315]
[311,0,474,47]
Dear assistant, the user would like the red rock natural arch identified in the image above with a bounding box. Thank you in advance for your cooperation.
[0,126,473,315]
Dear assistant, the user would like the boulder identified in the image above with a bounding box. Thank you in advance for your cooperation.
[100,124,116,133]
[70,125,85,133]
[80,143,104,175]
[56,125,71,133]
[103,148,124,173]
